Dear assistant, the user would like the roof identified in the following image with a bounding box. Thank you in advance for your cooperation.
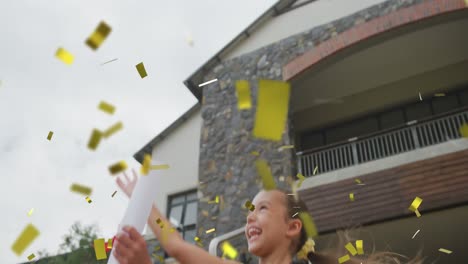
[133,103,201,164]
[183,0,302,101]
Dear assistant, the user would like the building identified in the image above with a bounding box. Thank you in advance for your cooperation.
[135,0,468,263]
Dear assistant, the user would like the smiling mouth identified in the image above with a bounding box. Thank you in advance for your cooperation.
[247,227,262,242]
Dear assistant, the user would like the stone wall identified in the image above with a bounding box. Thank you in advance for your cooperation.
[195,0,426,262]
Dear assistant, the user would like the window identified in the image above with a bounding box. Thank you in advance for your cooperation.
[167,189,198,243]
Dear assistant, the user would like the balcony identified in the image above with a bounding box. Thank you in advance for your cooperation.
[297,108,468,177]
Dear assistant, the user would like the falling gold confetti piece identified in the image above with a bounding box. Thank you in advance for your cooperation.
[11,224,40,256]
[70,183,92,196]
[345,242,358,256]
[250,151,260,156]
[418,92,422,101]
[47,131,53,141]
[244,201,255,211]
[355,179,362,184]
[55,47,74,65]
[297,173,305,188]
[198,78,218,87]
[194,236,200,242]
[255,159,276,190]
[98,101,115,115]
[349,193,355,202]
[27,208,34,217]
[85,21,112,51]
[102,121,123,138]
[409,197,423,212]
[136,62,148,78]
[459,123,468,138]
[107,238,113,249]
[141,154,152,175]
[292,212,299,218]
[87,129,102,151]
[27,253,35,260]
[415,209,421,218]
[206,228,216,234]
[109,161,127,175]
[222,241,238,260]
[438,248,452,254]
[154,246,160,251]
[111,191,117,197]
[235,80,252,110]
[86,197,92,203]
[313,166,318,175]
[278,145,294,151]
[93,238,107,260]
[338,254,351,263]
[156,218,164,228]
[356,240,364,255]
[299,212,318,238]
[434,93,445,97]
[253,80,291,141]
[150,164,170,170]
[412,229,420,239]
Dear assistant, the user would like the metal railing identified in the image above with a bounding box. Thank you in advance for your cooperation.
[297,109,468,176]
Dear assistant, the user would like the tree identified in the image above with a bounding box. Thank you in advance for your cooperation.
[32,221,109,264]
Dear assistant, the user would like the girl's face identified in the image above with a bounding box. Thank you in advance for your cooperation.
[244,190,299,256]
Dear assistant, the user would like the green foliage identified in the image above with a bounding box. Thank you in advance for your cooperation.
[30,221,109,264]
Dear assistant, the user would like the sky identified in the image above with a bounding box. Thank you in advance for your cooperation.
[0,0,277,262]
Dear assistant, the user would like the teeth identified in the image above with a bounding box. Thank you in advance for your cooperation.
[248,227,262,238]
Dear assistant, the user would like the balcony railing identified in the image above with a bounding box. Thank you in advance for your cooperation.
[297,109,468,177]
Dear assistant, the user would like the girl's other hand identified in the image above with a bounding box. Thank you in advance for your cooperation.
[116,168,138,198]
[114,226,152,264]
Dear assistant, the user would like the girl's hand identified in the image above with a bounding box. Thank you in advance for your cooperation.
[116,169,138,198]
[114,226,152,264]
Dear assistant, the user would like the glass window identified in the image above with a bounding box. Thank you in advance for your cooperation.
[169,205,183,224]
[380,109,405,129]
[170,195,185,205]
[405,102,431,121]
[183,228,197,244]
[184,202,198,226]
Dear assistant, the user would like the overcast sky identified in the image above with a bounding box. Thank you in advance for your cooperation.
[0,0,276,262]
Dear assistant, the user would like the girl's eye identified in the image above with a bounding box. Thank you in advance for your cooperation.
[260,206,267,210]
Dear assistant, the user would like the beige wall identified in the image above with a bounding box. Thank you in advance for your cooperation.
[143,106,202,236]
[224,0,388,60]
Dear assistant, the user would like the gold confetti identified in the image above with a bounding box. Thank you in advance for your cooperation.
[250,151,260,156]
[253,80,291,141]
[27,208,34,217]
[11,224,40,256]
[101,58,118,65]
[355,179,361,184]
[459,123,468,138]
[87,129,102,150]
[438,248,452,254]
[70,183,92,196]
[108,161,127,175]
[235,80,252,110]
[208,195,220,204]
[255,159,276,190]
[412,230,420,239]
[299,212,318,238]
[154,246,161,251]
[313,166,318,175]
[93,238,107,260]
[338,254,350,263]
[141,154,151,175]
[418,92,422,101]
[356,240,364,255]
[349,193,355,202]
[292,212,299,218]
[135,62,148,78]
[85,21,112,50]
[27,253,35,260]
[194,236,200,242]
[156,218,164,228]
[409,197,422,217]
[244,200,255,211]
[55,47,74,65]
[150,164,170,170]
[107,238,113,249]
[278,145,294,151]
[111,190,117,197]
[222,241,238,260]
[86,197,92,203]
[296,173,305,188]
[434,93,445,97]
[102,121,123,138]
[345,242,358,256]
[98,101,115,115]
[47,131,53,141]
[206,228,216,234]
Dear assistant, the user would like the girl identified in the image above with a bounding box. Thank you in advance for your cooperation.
[113,170,422,264]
